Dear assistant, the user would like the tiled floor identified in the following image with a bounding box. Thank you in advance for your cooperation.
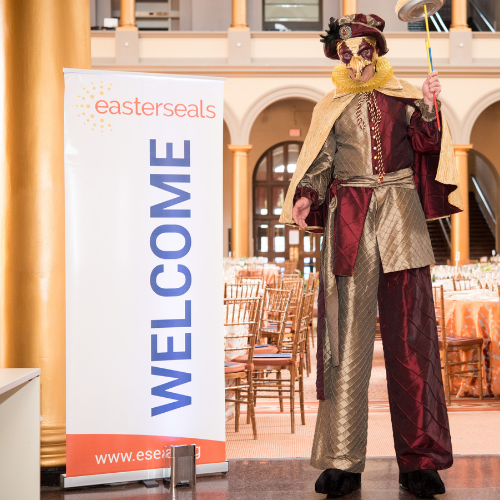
[41,456,500,499]
[225,411,500,459]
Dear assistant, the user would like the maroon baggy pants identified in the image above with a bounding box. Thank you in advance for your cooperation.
[313,265,453,473]
[378,265,453,472]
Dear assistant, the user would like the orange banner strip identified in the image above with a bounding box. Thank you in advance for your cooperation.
[66,434,226,477]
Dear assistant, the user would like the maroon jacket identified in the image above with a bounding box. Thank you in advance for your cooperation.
[293,91,461,276]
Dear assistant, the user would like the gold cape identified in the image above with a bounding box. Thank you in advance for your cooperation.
[279,75,463,229]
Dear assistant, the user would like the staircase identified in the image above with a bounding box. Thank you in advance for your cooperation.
[427,219,450,265]
[425,192,496,264]
[469,192,496,261]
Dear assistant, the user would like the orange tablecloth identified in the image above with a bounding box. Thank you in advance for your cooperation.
[264,266,279,286]
[444,290,500,398]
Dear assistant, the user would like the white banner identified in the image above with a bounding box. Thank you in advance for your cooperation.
[64,69,225,484]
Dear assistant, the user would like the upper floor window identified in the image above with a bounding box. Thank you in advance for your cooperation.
[263,0,322,31]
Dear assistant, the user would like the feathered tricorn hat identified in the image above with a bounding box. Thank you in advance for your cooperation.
[320,14,389,60]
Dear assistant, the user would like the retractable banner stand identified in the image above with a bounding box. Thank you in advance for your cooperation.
[63,69,226,488]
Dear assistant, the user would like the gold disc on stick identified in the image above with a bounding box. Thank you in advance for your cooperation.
[395,0,444,22]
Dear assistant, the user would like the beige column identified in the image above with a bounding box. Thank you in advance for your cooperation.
[451,145,473,265]
[118,0,138,30]
[0,0,90,467]
[228,145,252,258]
[342,0,358,16]
[230,0,249,30]
[450,0,471,31]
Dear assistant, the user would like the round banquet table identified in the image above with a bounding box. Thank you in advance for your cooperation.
[432,278,455,292]
[444,289,500,398]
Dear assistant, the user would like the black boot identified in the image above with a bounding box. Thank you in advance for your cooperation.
[315,468,361,498]
[399,469,446,498]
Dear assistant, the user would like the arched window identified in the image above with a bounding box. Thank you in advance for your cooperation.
[252,141,321,277]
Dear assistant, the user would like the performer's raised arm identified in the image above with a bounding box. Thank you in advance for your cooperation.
[408,71,442,154]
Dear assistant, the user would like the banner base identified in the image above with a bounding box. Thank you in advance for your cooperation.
[61,461,229,489]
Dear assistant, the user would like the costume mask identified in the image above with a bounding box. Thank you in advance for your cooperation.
[337,36,378,83]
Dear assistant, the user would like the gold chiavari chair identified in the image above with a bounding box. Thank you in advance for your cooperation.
[232,288,292,428]
[224,296,261,439]
[280,278,304,329]
[433,285,484,404]
[305,272,319,349]
[251,291,314,433]
[263,278,302,344]
[306,272,319,292]
[452,277,473,291]
[283,260,299,275]
[257,288,292,351]
[224,282,260,299]
[236,287,293,363]
[278,273,302,288]
[304,275,317,375]
[235,276,265,294]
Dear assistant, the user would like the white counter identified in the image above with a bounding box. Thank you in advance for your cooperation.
[0,368,41,500]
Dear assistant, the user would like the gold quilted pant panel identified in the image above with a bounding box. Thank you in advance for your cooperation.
[311,195,380,473]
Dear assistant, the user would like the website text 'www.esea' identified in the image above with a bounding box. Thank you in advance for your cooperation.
[95,446,201,465]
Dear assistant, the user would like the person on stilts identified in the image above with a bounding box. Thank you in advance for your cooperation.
[280,14,461,498]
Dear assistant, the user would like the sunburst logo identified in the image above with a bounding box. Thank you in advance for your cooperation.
[72,79,114,134]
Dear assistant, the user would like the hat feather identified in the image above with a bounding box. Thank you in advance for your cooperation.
[320,17,340,48]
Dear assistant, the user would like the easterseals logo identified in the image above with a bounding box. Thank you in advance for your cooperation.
[72,79,218,135]
[72,79,114,134]
[95,98,216,119]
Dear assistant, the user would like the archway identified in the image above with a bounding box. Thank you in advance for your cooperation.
[463,89,500,145]
[247,97,318,268]
[252,140,321,276]
[240,86,325,145]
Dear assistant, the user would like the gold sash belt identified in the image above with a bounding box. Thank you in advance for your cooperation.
[332,167,416,194]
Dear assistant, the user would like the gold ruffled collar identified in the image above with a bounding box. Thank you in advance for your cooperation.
[331,57,394,95]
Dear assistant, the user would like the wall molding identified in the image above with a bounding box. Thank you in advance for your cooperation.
[92,63,500,78]
[138,31,228,38]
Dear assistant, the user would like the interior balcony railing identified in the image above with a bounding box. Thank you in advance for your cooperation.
[471,176,497,236]
[469,0,496,32]
[429,12,449,33]
[439,218,451,249]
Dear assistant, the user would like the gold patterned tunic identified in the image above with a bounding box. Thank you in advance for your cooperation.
[295,90,441,276]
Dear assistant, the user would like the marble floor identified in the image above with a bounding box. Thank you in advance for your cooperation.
[41,456,500,499]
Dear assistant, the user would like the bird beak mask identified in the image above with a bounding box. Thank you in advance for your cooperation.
[337,36,378,83]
